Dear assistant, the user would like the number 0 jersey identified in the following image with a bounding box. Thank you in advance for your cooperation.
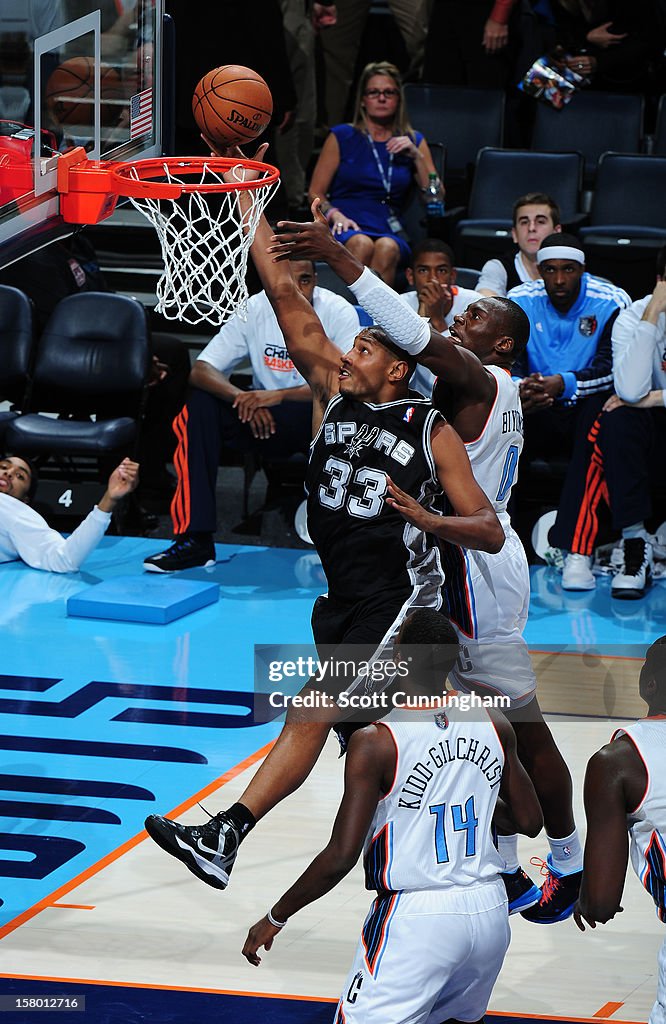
[434,365,523,520]
[306,394,446,603]
[364,702,505,894]
[613,718,666,922]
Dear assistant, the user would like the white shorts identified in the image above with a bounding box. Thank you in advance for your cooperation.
[448,526,537,710]
[334,880,510,1024]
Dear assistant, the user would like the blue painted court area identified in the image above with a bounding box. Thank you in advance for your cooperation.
[2,538,662,935]
[0,979,634,1024]
[1,538,324,932]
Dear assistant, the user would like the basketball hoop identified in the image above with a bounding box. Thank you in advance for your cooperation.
[57,151,280,326]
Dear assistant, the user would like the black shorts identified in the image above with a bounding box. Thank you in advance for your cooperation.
[311,590,412,751]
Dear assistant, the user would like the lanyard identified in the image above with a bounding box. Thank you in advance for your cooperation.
[367,134,394,202]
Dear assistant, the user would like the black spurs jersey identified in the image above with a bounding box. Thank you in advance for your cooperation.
[306,393,446,603]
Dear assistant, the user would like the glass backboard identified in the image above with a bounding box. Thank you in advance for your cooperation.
[0,0,165,266]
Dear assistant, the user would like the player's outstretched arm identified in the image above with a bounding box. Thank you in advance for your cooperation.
[250,213,342,416]
[387,422,504,553]
[269,202,492,395]
[573,745,630,931]
[241,725,389,966]
[216,143,342,418]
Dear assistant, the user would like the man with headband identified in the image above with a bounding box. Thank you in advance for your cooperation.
[509,233,630,591]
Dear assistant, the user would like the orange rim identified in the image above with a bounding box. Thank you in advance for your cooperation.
[110,156,280,199]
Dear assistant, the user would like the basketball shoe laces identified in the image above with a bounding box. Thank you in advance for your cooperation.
[530,856,560,905]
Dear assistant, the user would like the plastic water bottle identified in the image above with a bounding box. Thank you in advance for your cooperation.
[426,173,444,217]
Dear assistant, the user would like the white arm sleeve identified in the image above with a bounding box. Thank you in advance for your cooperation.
[348,268,431,354]
[612,299,658,403]
[11,504,111,572]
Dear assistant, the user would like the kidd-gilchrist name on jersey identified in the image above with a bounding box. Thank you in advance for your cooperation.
[364,704,505,895]
[306,394,445,602]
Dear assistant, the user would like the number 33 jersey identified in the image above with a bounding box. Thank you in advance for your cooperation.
[364,703,505,893]
[306,394,445,603]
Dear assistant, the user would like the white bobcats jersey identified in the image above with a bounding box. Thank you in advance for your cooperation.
[364,701,505,893]
[466,366,523,518]
[613,718,666,922]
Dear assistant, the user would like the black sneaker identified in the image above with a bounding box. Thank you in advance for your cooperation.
[501,866,541,915]
[520,855,582,924]
[144,811,239,890]
[143,536,216,573]
[611,537,652,600]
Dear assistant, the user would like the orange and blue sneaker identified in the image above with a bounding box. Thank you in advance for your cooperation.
[521,854,582,924]
[501,865,541,915]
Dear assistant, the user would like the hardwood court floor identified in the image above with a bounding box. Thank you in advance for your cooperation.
[1,538,664,1022]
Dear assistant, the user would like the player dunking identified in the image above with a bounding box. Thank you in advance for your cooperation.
[574,637,666,1024]
[268,208,584,923]
[243,610,543,1024]
[144,157,504,888]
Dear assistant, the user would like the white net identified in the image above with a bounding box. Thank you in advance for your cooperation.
[125,160,280,327]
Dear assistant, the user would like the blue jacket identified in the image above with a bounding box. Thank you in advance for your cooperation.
[509,273,630,403]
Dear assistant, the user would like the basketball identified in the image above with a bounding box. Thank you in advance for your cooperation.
[192,65,273,148]
[46,57,123,128]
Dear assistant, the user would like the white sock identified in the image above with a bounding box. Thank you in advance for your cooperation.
[622,522,648,541]
[497,834,520,873]
[548,829,583,873]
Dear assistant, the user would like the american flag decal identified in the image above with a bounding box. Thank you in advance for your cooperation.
[130,87,153,139]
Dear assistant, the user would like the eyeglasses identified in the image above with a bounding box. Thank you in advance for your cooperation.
[364,88,400,99]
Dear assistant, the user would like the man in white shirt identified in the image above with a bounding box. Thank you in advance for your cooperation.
[144,261,360,572]
[562,248,666,599]
[477,192,562,298]
[0,455,139,573]
[400,238,481,397]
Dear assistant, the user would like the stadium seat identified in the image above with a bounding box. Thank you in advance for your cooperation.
[0,284,34,443]
[455,148,584,268]
[579,153,666,296]
[531,92,644,185]
[5,292,151,515]
[653,94,666,156]
[404,85,505,203]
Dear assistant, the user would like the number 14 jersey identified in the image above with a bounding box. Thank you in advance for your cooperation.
[365,703,505,894]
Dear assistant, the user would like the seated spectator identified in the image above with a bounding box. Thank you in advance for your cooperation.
[559,248,666,599]
[477,192,562,298]
[0,455,138,572]
[143,261,360,573]
[423,0,520,89]
[399,238,482,396]
[509,233,630,576]
[308,60,443,286]
[545,0,662,94]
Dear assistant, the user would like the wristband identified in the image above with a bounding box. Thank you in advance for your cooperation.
[267,908,287,928]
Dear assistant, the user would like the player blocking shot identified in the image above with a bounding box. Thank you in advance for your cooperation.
[266,206,585,924]
[243,611,543,1024]
[144,146,505,893]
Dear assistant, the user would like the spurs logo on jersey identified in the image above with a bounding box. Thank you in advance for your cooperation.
[345,424,380,459]
[307,394,445,603]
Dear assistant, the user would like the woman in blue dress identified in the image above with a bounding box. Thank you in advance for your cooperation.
[308,61,444,286]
